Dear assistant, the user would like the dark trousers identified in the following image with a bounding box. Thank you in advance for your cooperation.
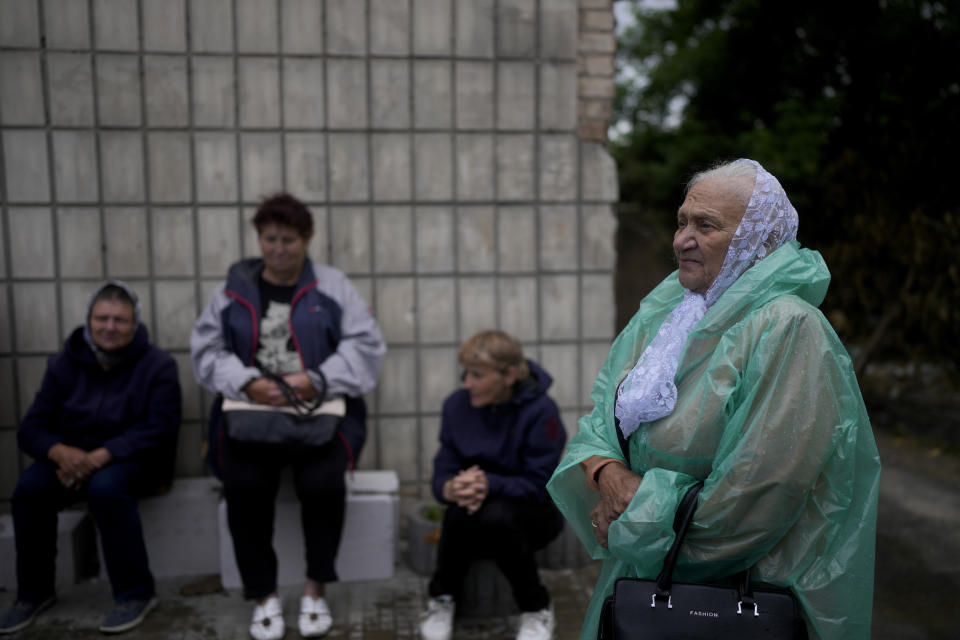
[220,436,349,600]
[12,459,160,604]
[428,496,563,612]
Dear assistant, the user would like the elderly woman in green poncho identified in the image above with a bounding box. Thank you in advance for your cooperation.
[547,159,881,640]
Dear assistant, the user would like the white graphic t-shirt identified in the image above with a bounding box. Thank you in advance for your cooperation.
[255,277,301,374]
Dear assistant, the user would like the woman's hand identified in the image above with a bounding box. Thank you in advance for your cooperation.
[243,377,287,405]
[48,444,112,489]
[589,495,621,548]
[48,443,87,474]
[443,466,489,514]
[587,462,643,548]
[87,447,113,470]
[282,372,320,402]
[596,462,642,515]
[460,466,488,514]
[245,374,320,405]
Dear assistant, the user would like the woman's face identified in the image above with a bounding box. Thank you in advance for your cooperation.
[461,364,517,408]
[258,223,311,284]
[673,178,748,294]
[89,299,136,351]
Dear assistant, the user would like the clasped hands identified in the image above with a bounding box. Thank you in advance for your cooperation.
[590,462,642,548]
[48,443,113,490]
[442,465,489,514]
[244,372,319,406]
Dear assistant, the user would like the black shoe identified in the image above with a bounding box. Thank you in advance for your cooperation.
[98,597,157,634]
[0,596,56,634]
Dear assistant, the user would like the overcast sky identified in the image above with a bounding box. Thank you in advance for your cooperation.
[610,0,683,138]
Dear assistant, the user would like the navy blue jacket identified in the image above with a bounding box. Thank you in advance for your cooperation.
[219,259,344,376]
[18,325,182,484]
[432,360,567,504]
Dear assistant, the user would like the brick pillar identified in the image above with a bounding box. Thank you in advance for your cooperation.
[578,0,617,142]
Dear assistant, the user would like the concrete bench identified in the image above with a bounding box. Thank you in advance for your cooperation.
[3,471,399,589]
[136,477,222,579]
[84,477,222,582]
[219,470,399,588]
[1,479,221,591]
[0,510,98,591]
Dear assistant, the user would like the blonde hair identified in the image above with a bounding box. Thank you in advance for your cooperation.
[458,330,530,380]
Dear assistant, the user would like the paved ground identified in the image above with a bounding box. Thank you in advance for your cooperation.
[870,430,960,640]
[1,428,957,639]
[0,562,601,639]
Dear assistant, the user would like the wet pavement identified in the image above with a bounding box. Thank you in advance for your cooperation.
[0,562,601,639]
[870,430,960,640]
[2,428,957,639]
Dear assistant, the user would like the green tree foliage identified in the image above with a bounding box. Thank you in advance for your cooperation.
[613,0,960,367]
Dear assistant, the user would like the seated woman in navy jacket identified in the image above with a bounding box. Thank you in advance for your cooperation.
[0,281,181,635]
[419,330,566,640]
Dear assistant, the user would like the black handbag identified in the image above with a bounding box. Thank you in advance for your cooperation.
[221,371,344,447]
[598,481,807,639]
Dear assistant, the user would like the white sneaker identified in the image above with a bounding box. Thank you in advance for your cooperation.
[419,595,455,640]
[298,595,332,638]
[249,595,284,640]
[516,604,555,640]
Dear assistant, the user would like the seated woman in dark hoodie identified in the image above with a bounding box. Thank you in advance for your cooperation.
[0,281,181,636]
[419,330,566,640]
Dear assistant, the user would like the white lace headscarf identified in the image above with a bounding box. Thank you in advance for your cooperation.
[614,159,799,437]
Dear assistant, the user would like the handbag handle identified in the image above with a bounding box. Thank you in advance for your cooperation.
[261,370,325,417]
[653,480,704,595]
[653,481,761,612]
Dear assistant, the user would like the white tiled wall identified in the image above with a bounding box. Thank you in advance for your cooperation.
[0,0,618,504]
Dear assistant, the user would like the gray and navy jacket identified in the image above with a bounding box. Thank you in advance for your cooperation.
[190,258,386,474]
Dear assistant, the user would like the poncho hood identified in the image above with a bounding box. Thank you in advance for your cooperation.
[615,240,829,384]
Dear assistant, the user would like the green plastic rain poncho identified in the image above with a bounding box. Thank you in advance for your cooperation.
[547,164,881,640]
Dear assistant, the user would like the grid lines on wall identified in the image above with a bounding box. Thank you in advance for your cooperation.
[0,0,618,502]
